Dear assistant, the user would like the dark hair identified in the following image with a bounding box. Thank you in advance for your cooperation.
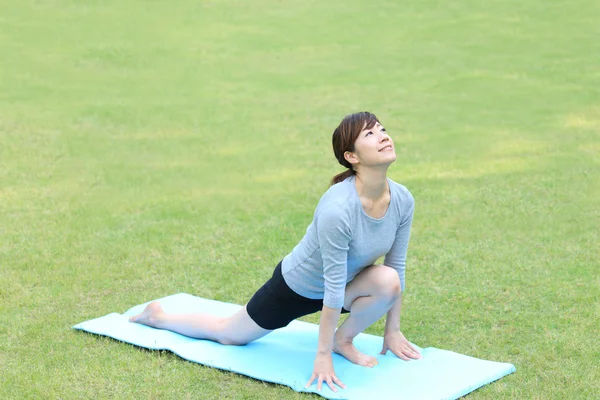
[330,111,379,185]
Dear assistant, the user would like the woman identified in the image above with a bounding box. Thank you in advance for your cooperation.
[130,111,421,392]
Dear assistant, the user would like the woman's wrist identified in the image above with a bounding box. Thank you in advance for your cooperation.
[316,348,333,356]
[384,326,400,336]
[384,316,402,335]
[317,305,341,354]
[384,295,403,333]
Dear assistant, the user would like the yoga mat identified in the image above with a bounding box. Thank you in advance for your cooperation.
[73,293,515,400]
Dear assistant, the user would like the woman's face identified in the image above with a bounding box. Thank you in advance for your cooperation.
[346,122,396,168]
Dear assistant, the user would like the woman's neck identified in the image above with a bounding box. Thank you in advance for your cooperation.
[354,167,389,201]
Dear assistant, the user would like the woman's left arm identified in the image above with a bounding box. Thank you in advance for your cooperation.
[382,188,421,360]
[381,295,421,360]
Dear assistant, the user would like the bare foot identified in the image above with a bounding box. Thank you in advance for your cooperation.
[128,301,164,328]
[333,337,378,367]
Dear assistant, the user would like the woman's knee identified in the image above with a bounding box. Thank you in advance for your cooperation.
[215,309,271,346]
[372,265,401,299]
[218,336,248,346]
[216,329,249,346]
[212,318,249,346]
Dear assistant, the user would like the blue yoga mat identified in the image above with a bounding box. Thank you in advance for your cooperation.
[73,293,515,400]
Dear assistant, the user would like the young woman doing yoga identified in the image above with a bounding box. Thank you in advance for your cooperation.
[130,111,421,392]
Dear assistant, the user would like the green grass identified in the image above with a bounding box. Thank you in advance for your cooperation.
[1,0,599,398]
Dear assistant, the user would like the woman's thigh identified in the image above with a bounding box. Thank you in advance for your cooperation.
[246,261,324,330]
[219,305,273,345]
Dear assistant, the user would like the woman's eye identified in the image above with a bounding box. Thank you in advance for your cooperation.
[366,131,373,136]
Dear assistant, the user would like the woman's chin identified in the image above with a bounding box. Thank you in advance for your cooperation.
[382,153,397,164]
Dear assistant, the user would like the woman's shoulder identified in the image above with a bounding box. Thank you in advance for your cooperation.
[316,178,357,214]
[325,177,355,197]
[388,179,415,211]
[388,178,413,197]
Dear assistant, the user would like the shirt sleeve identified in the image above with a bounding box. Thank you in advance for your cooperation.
[316,203,352,309]
[384,191,415,291]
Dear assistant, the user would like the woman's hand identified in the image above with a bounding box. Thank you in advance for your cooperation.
[380,330,421,361]
[305,352,346,392]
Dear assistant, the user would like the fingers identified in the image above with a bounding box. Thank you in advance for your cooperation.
[400,342,420,359]
[389,345,421,361]
[305,372,317,389]
[382,336,422,361]
[401,346,421,360]
[332,375,346,389]
[380,344,388,355]
[317,374,332,392]
[306,373,345,392]
[408,349,421,359]
[325,376,336,392]
[407,343,422,358]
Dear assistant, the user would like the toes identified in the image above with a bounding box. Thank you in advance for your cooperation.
[366,358,378,367]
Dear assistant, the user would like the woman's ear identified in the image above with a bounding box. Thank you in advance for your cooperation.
[344,151,359,166]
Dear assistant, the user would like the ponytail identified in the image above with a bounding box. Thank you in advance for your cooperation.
[330,169,355,186]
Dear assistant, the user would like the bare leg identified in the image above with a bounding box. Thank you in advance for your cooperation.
[334,265,401,366]
[129,302,271,345]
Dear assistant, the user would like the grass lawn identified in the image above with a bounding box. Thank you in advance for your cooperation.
[1,0,598,398]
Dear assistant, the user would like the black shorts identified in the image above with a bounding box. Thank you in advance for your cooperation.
[246,261,350,330]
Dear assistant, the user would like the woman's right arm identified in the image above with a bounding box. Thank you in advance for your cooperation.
[306,306,345,392]
[305,203,352,392]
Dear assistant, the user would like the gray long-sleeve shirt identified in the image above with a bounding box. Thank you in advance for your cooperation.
[281,176,414,308]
